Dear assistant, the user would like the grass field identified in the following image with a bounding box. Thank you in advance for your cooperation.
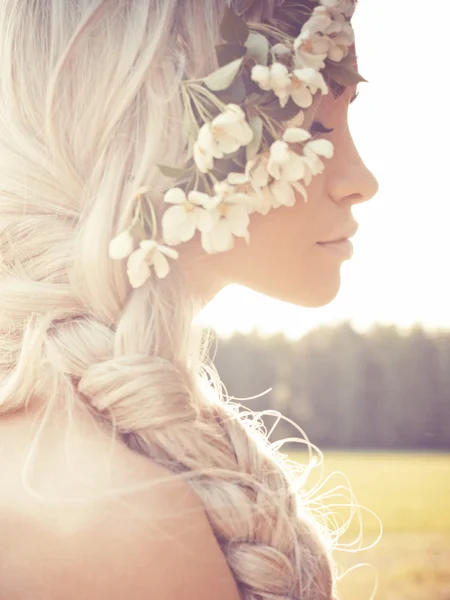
[290,452,450,600]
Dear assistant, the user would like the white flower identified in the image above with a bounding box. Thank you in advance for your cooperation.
[303,139,335,182]
[304,6,333,34]
[266,129,312,206]
[295,3,355,67]
[289,68,328,107]
[325,15,355,61]
[253,63,328,108]
[228,155,273,215]
[321,0,355,19]
[162,187,216,246]
[126,240,179,288]
[268,128,311,182]
[270,178,308,207]
[251,64,272,91]
[109,229,135,260]
[251,62,292,107]
[193,104,254,173]
[212,104,254,151]
[200,182,251,254]
[271,43,293,62]
[193,125,219,173]
[294,31,330,70]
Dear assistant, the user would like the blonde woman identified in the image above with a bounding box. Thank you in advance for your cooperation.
[0,1,378,598]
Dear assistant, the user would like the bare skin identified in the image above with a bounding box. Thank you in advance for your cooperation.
[181,84,379,307]
[0,403,241,599]
[0,88,377,599]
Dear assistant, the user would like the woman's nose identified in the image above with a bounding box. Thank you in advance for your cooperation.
[329,144,379,206]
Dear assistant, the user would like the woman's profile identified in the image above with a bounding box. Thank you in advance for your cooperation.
[0,1,378,598]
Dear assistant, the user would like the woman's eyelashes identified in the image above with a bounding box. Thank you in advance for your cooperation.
[309,121,334,136]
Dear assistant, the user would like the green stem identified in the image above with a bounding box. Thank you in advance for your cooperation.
[247,22,290,44]
[190,93,213,124]
[209,172,220,185]
[255,107,280,140]
[147,198,158,240]
[181,86,200,136]
[187,83,226,113]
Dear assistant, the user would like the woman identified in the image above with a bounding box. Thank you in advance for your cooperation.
[0,0,378,598]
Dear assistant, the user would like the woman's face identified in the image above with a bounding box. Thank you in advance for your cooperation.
[183,83,379,308]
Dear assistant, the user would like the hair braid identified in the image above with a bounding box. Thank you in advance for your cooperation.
[76,269,335,599]
[0,0,352,597]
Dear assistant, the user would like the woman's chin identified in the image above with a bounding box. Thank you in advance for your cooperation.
[275,272,342,308]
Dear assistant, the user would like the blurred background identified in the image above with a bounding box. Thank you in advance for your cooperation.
[197,0,450,598]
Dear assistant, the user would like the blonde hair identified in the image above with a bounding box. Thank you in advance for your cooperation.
[0,1,340,598]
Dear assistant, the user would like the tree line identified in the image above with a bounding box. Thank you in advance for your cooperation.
[212,323,450,450]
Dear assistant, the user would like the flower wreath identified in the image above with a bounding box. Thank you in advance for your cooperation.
[109,0,364,288]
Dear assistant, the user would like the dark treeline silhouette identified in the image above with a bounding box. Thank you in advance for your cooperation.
[212,322,450,450]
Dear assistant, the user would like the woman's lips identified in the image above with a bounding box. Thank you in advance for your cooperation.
[316,239,354,259]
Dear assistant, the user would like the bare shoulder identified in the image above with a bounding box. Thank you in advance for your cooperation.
[0,410,241,600]
[2,467,241,600]
[53,475,241,600]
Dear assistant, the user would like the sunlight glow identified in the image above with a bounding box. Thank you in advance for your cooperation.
[197,0,450,338]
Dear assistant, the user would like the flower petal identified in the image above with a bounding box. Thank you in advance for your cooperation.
[251,160,270,187]
[224,104,246,120]
[226,205,250,236]
[178,212,198,243]
[305,139,334,159]
[193,141,214,173]
[127,248,151,288]
[109,230,134,260]
[270,140,291,164]
[161,205,187,245]
[271,179,296,208]
[294,68,328,95]
[283,127,311,144]
[215,135,241,155]
[228,172,249,186]
[251,65,271,90]
[159,245,180,260]
[282,152,307,182]
[291,86,313,108]
[303,148,325,175]
[274,87,291,108]
[253,185,274,215]
[164,187,187,205]
[328,44,345,62]
[197,208,219,233]
[188,190,214,208]
[270,62,291,88]
[292,180,308,203]
[152,251,171,279]
[197,123,214,149]
[201,221,235,254]
[140,239,158,252]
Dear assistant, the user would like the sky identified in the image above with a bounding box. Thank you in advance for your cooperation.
[197,0,450,338]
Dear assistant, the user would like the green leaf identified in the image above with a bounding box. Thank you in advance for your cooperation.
[326,62,368,86]
[157,164,190,179]
[215,43,247,67]
[245,32,270,66]
[220,6,249,45]
[261,98,303,123]
[234,0,258,15]
[246,116,263,161]
[244,89,272,107]
[203,57,244,91]
[213,155,245,177]
[216,76,246,104]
